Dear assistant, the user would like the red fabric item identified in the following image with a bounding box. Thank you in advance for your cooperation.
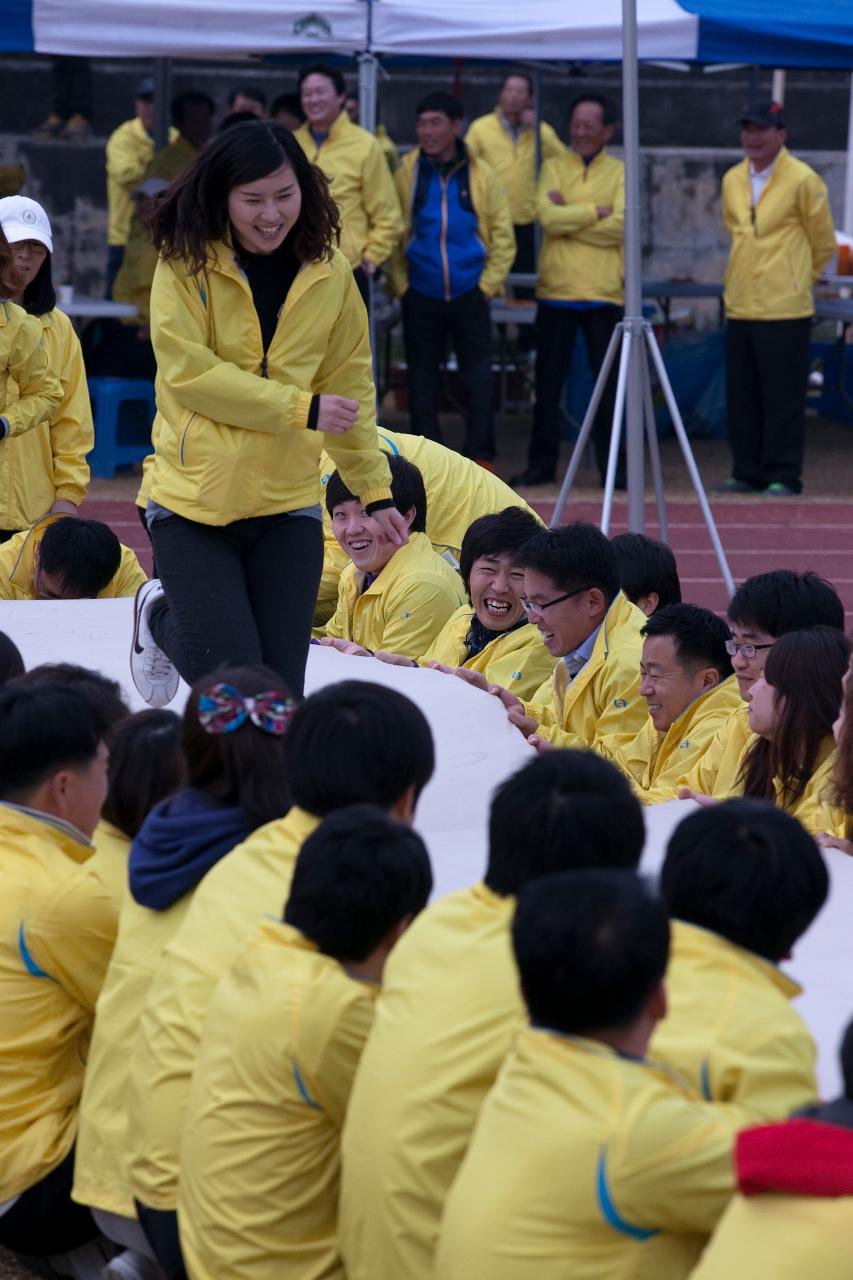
[737,1120,853,1197]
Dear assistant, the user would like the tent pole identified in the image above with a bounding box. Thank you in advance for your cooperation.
[621,0,645,533]
[153,58,171,149]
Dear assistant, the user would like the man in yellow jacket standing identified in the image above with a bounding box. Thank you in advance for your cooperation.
[718,100,836,496]
[465,72,565,291]
[393,92,515,466]
[513,93,625,488]
[295,63,403,298]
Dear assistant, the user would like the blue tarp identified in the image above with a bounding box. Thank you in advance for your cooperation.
[683,0,853,68]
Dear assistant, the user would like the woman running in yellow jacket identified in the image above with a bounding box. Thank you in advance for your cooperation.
[0,225,62,525]
[129,121,407,707]
[686,626,850,835]
[0,197,93,541]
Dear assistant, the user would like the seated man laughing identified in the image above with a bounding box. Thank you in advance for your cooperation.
[319,454,464,662]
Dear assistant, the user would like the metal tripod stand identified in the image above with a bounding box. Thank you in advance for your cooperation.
[549,316,735,596]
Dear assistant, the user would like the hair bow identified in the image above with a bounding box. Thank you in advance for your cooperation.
[198,683,295,736]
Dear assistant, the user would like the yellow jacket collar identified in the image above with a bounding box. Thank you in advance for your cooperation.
[566,146,611,174]
[206,238,330,293]
[662,675,742,743]
[256,915,320,954]
[354,531,434,596]
[671,918,802,1000]
[0,800,93,859]
[8,513,63,592]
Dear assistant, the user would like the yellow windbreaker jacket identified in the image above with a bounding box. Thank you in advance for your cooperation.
[600,677,743,802]
[692,1190,853,1280]
[0,803,117,1201]
[339,882,522,1280]
[178,920,378,1280]
[535,148,625,304]
[0,514,147,601]
[434,1030,741,1280]
[420,606,556,699]
[722,148,836,321]
[465,110,566,224]
[650,921,817,1119]
[72,874,198,1219]
[87,819,130,907]
[322,531,465,659]
[148,243,392,525]
[390,146,516,299]
[524,591,648,749]
[105,117,176,247]
[1,307,92,532]
[315,428,541,623]
[127,806,319,1211]
[0,300,62,442]
[294,113,403,268]
[675,701,751,799]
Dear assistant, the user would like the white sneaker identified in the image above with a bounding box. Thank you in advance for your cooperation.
[45,1237,114,1279]
[104,1248,164,1279]
[130,580,179,708]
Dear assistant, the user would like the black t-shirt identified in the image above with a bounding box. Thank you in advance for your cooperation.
[236,235,300,355]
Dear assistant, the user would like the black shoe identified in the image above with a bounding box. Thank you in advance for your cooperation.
[510,466,556,487]
[711,478,759,494]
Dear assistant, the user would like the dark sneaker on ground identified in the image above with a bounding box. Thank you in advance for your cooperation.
[764,482,798,496]
[130,580,179,707]
[711,478,758,494]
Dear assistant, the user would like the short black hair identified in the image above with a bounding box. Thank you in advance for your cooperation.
[513,869,669,1034]
[101,709,184,839]
[727,570,844,638]
[416,91,464,121]
[284,681,435,816]
[0,632,24,685]
[218,110,260,134]
[569,92,617,127]
[13,662,130,739]
[326,454,427,533]
[515,522,620,604]
[641,603,733,683]
[38,518,122,599]
[171,90,215,127]
[501,71,533,95]
[0,681,104,800]
[284,804,433,960]
[298,62,346,97]
[21,251,56,318]
[661,798,829,963]
[228,85,267,110]
[611,532,681,612]
[270,91,305,124]
[458,507,542,599]
[485,750,645,896]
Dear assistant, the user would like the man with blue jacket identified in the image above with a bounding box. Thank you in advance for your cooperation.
[393,93,515,468]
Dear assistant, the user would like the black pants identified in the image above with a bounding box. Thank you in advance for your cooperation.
[527,303,624,481]
[401,286,495,460]
[0,1146,98,1255]
[725,317,812,492]
[512,223,536,351]
[135,1202,186,1280]
[105,245,124,299]
[149,510,323,697]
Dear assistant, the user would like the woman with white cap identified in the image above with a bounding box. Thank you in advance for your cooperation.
[0,195,94,541]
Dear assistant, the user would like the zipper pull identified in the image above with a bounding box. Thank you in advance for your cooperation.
[260,354,268,378]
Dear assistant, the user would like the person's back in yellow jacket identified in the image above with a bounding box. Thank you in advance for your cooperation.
[0,514,147,601]
[295,109,402,271]
[434,870,742,1280]
[0,299,62,451]
[339,751,646,1280]
[315,429,541,625]
[691,1113,853,1280]
[1,307,93,535]
[650,799,827,1122]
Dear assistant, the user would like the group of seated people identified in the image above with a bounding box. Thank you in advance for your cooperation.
[0,629,852,1280]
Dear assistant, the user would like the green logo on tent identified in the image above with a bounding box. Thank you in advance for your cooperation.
[294,12,333,38]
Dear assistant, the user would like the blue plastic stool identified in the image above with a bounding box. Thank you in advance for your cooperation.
[88,377,156,478]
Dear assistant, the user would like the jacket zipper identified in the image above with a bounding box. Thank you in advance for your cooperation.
[179,412,196,464]
[439,159,466,303]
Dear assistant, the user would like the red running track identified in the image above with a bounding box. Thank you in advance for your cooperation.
[80,496,853,626]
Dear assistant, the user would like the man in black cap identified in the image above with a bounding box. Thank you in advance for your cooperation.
[716,100,836,496]
[104,78,174,296]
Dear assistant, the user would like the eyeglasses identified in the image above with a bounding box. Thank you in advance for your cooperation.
[521,585,591,616]
[724,639,774,659]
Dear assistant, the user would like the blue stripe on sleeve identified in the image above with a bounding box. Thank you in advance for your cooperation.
[292,1061,322,1110]
[596,1148,658,1241]
[18,923,51,979]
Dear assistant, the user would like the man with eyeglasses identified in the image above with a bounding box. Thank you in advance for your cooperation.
[677,569,844,802]
[445,522,648,749]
